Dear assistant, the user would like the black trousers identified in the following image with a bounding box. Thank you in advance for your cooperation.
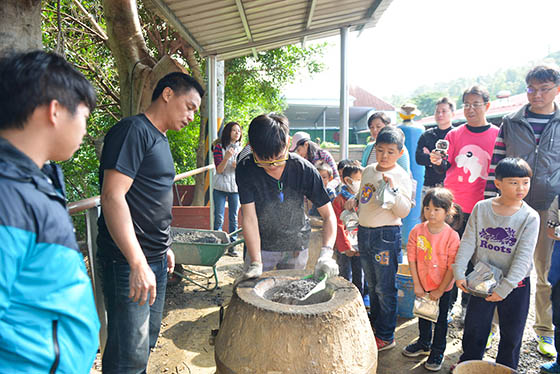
[460,277,530,370]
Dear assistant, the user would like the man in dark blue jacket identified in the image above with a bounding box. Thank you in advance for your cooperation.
[0,51,100,373]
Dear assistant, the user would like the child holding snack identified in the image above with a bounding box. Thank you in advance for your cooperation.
[453,158,540,370]
[349,126,413,351]
[403,188,461,371]
[332,162,364,294]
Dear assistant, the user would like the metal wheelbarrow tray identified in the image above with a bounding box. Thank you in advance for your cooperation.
[170,227,244,291]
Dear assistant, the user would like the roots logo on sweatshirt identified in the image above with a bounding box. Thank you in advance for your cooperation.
[479,227,517,253]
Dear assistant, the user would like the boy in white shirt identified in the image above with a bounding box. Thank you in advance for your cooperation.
[350,126,412,351]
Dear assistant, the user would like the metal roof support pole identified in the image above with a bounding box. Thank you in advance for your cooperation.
[322,109,326,143]
[217,60,225,122]
[339,26,350,160]
[207,55,218,230]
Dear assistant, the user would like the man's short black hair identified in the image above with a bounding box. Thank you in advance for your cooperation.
[436,97,455,112]
[375,126,405,151]
[248,113,289,159]
[495,157,532,180]
[151,72,205,102]
[0,50,96,130]
[367,112,390,128]
[526,65,560,85]
[462,85,490,104]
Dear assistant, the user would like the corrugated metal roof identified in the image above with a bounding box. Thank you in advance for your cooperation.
[146,0,394,60]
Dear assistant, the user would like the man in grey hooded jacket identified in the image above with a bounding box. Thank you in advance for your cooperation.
[485,64,560,357]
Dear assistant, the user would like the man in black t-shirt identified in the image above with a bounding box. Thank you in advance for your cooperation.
[97,73,203,374]
[235,114,338,280]
[415,97,455,199]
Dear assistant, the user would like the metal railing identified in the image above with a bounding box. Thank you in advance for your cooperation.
[68,164,215,353]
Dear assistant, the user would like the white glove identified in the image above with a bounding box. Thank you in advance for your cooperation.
[234,261,263,287]
[314,246,339,278]
[244,261,263,279]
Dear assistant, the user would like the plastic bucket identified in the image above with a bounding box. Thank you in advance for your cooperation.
[453,360,518,374]
[396,264,415,318]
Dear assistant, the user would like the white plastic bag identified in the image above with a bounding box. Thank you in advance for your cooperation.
[466,261,503,298]
[374,179,396,209]
[413,294,439,323]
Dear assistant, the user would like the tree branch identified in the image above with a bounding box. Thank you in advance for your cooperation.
[180,44,205,90]
[71,51,121,105]
[70,0,108,41]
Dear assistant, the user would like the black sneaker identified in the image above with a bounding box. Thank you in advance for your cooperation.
[402,341,430,357]
[226,249,238,257]
[425,351,444,371]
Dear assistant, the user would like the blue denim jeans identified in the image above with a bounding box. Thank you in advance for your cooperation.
[213,189,240,240]
[99,256,168,374]
[358,225,401,342]
[336,251,365,295]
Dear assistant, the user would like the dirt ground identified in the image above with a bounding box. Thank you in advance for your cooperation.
[90,245,554,374]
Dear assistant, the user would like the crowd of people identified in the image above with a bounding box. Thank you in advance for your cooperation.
[1,48,560,374]
[234,64,560,373]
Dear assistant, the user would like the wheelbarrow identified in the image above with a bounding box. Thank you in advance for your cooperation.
[169,227,244,291]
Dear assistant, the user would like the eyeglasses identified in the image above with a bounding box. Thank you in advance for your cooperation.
[253,153,288,167]
[526,86,558,95]
[463,102,486,110]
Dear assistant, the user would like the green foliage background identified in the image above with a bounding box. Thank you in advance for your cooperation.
[41,0,326,239]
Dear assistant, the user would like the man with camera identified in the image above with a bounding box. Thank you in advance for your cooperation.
[415,97,455,200]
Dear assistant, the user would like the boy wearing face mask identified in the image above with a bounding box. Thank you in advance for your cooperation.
[332,161,365,294]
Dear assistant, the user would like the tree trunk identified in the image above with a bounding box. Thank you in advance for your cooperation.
[192,100,209,206]
[0,0,42,55]
[103,0,210,206]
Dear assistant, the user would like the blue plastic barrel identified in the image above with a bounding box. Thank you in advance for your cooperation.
[399,122,425,246]
[396,264,415,319]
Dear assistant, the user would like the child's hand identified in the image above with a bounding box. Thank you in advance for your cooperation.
[547,227,560,241]
[429,289,443,301]
[382,173,395,189]
[485,292,503,302]
[414,284,426,298]
[456,279,468,294]
[346,246,358,257]
[344,197,357,211]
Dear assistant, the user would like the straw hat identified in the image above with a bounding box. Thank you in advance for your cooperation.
[398,103,421,120]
